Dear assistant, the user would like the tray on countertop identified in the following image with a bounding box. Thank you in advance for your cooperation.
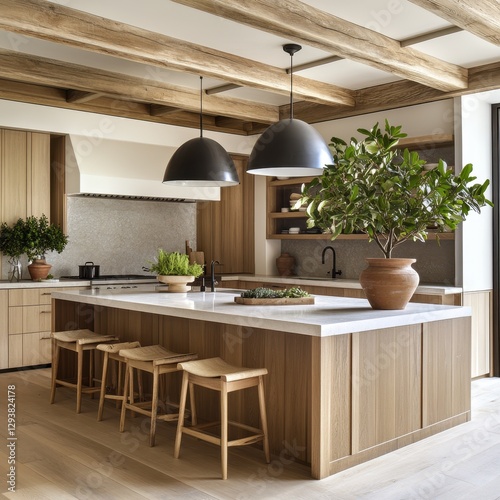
[234,296,315,305]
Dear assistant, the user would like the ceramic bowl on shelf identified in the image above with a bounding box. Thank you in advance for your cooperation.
[288,227,300,234]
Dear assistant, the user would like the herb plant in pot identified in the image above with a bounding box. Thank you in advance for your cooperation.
[148,249,204,292]
[299,121,492,310]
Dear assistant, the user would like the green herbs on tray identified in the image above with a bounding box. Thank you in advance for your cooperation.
[240,287,311,299]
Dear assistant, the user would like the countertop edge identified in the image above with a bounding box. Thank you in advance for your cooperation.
[51,288,471,338]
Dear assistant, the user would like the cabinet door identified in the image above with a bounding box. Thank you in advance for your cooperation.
[8,334,23,368]
[23,332,51,366]
[29,132,51,217]
[8,307,23,335]
[0,291,8,369]
[1,129,28,224]
[23,305,42,333]
[196,155,254,274]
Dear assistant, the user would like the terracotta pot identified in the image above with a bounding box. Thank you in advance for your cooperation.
[28,258,52,281]
[359,258,419,310]
[157,275,195,292]
[276,253,295,276]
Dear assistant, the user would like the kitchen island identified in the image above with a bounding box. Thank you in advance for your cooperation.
[51,287,472,479]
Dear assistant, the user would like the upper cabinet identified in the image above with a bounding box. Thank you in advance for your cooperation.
[0,128,51,225]
[197,155,255,274]
[266,134,455,240]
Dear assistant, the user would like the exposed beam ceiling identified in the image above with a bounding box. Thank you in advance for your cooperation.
[0,0,354,108]
[0,0,500,136]
[172,0,468,92]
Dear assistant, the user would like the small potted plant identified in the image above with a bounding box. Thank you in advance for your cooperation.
[299,120,492,309]
[148,249,204,292]
[1,215,68,281]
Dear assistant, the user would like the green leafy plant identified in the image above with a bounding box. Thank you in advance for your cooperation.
[148,249,204,277]
[300,120,492,258]
[0,214,68,261]
[240,286,310,299]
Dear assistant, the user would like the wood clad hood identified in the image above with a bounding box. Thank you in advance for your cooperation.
[1,0,500,135]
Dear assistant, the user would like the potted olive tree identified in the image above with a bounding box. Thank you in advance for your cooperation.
[299,120,492,309]
[0,215,68,281]
[148,249,204,292]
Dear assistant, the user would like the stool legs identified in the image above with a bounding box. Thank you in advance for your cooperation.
[221,381,229,480]
[97,351,110,421]
[258,376,270,463]
[150,366,160,447]
[49,338,60,405]
[174,371,189,459]
[119,363,131,434]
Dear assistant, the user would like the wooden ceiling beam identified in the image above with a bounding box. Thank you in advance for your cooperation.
[173,0,468,92]
[0,78,249,135]
[290,59,500,124]
[0,0,355,107]
[409,0,500,45]
[66,90,103,104]
[0,49,278,124]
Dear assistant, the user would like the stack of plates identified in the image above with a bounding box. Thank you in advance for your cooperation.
[289,192,304,211]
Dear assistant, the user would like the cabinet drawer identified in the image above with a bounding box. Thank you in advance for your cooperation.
[9,288,41,306]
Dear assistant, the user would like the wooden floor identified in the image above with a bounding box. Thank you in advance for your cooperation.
[0,368,499,500]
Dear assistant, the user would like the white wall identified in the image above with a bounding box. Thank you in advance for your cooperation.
[454,91,498,291]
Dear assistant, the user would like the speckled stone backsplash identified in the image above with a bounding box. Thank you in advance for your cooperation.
[40,197,197,278]
[282,237,455,285]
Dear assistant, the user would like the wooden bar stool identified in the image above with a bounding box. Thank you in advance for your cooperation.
[174,357,270,480]
[50,329,119,414]
[96,341,142,422]
[119,345,198,447]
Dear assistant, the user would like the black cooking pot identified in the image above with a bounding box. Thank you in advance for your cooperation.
[79,261,100,279]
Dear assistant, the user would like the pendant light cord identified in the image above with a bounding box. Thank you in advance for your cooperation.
[289,53,294,119]
[199,76,203,138]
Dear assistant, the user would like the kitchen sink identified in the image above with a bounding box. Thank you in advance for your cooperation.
[294,276,343,281]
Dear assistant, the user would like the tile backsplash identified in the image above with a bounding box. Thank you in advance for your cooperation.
[6,196,197,279]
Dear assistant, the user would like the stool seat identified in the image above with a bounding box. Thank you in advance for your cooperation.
[174,357,270,479]
[119,345,198,446]
[178,357,268,381]
[96,341,142,421]
[96,341,141,354]
[119,345,196,365]
[52,329,117,345]
[50,329,119,413]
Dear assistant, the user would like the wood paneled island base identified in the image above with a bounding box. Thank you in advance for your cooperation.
[52,289,471,479]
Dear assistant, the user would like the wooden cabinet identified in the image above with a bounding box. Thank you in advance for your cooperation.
[197,154,254,273]
[266,134,455,240]
[6,287,66,369]
[0,128,51,224]
[0,128,51,278]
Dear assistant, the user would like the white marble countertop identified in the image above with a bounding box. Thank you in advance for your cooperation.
[52,286,470,337]
[221,274,462,295]
[0,279,87,290]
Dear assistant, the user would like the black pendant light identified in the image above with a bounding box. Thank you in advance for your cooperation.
[163,76,239,187]
[247,44,333,177]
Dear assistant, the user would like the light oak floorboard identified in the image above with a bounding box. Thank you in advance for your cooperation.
[0,368,499,499]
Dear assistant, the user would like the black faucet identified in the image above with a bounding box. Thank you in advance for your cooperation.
[210,260,220,292]
[321,246,342,279]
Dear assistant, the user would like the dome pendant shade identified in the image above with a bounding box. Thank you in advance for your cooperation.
[247,118,333,176]
[163,137,239,187]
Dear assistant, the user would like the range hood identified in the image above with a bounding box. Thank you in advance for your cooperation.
[65,135,221,201]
